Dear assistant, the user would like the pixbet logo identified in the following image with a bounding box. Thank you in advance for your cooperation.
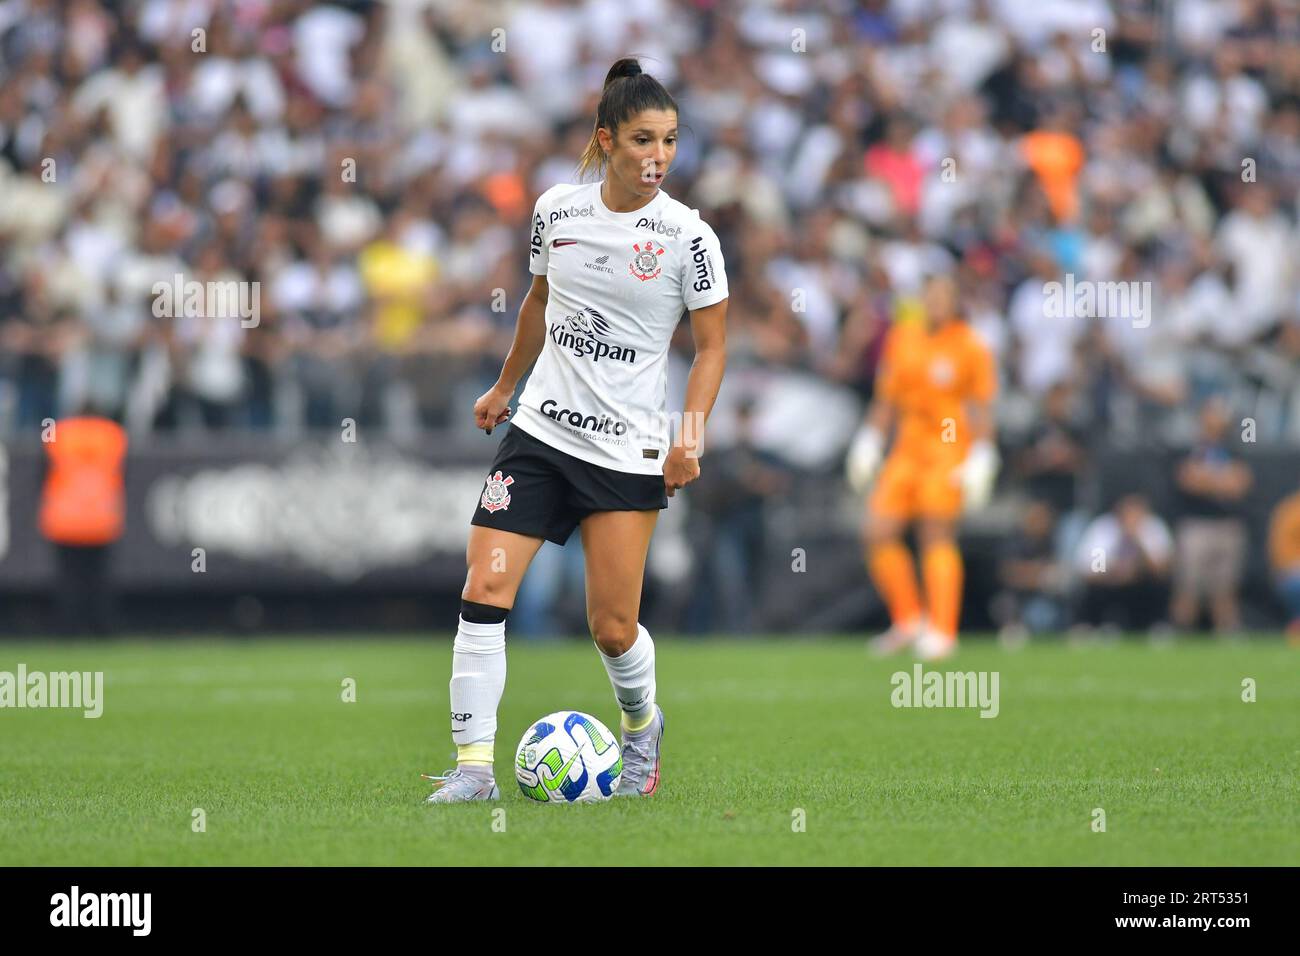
[549,204,594,225]
[634,216,682,238]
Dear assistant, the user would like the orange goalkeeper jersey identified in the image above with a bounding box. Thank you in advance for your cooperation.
[875,318,996,461]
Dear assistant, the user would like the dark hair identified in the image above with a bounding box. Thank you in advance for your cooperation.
[576,57,678,181]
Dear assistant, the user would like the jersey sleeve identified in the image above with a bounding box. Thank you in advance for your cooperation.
[965,330,997,403]
[874,325,904,403]
[528,191,550,276]
[681,218,728,311]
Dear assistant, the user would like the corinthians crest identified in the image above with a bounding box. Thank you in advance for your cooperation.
[629,240,665,281]
[480,470,515,513]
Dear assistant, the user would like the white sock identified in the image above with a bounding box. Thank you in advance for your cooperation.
[449,616,506,761]
[598,623,656,731]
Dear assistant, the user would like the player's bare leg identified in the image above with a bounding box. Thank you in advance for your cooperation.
[463,524,545,610]
[865,511,924,655]
[427,526,544,804]
[916,517,961,661]
[581,509,664,796]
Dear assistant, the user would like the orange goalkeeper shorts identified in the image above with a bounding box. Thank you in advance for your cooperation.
[869,451,963,522]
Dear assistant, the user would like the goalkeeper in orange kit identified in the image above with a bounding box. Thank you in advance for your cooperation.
[845,273,999,660]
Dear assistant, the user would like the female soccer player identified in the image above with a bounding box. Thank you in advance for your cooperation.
[425,58,729,802]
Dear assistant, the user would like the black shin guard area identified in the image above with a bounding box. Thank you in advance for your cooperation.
[460,600,509,625]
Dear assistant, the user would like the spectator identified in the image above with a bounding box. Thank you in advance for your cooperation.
[990,499,1068,643]
[1074,493,1173,633]
[274,242,365,429]
[1013,381,1088,547]
[1169,397,1254,634]
[1020,102,1086,225]
[681,399,791,634]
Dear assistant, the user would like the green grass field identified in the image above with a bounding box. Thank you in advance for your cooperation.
[1,636,1296,866]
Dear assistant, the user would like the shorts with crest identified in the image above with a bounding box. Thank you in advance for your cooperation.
[470,423,668,546]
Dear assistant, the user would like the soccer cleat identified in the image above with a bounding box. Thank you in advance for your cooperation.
[614,706,664,797]
[423,767,501,804]
[914,628,957,662]
[868,619,923,657]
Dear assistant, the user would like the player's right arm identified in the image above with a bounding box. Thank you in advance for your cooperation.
[845,328,899,494]
[475,274,549,434]
[846,399,893,494]
[475,188,563,433]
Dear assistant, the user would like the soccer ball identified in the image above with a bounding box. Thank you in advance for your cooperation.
[515,711,623,803]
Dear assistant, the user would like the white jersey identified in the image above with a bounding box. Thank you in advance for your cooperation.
[512,181,728,475]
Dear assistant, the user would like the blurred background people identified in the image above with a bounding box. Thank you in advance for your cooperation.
[990,499,1067,644]
[1074,493,1173,634]
[681,398,792,635]
[1168,397,1253,635]
[1,0,1299,638]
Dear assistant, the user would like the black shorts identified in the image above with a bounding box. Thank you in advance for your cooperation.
[470,423,668,545]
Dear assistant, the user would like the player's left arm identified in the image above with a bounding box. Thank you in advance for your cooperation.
[664,299,728,498]
[954,333,1000,510]
[964,395,994,444]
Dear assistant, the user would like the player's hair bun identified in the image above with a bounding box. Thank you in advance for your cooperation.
[604,57,643,88]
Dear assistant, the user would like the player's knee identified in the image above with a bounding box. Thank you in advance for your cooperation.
[918,520,955,548]
[460,599,509,625]
[462,568,514,608]
[588,610,637,656]
[866,517,902,546]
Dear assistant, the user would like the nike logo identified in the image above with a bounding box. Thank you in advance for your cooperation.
[552,239,578,247]
[539,750,580,791]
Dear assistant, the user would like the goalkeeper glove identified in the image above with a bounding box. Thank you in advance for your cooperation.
[845,425,884,494]
[953,440,1000,511]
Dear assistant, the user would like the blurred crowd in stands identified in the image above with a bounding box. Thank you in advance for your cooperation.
[3,0,1300,635]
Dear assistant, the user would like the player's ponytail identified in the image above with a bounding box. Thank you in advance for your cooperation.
[576,57,678,181]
